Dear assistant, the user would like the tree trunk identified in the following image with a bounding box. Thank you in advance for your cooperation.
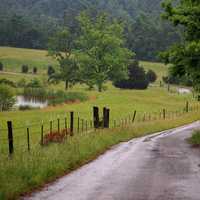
[65,80,69,90]
[98,83,103,92]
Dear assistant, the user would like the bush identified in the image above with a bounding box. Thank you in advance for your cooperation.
[146,69,157,83]
[47,65,55,76]
[19,105,38,111]
[26,78,42,88]
[17,78,27,88]
[188,130,200,147]
[114,60,149,90]
[0,84,16,111]
[0,79,16,87]
[21,65,29,73]
[33,67,37,74]
[0,62,3,71]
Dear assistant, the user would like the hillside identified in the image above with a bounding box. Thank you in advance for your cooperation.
[0,0,180,61]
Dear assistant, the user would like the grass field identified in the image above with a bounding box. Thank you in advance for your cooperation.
[0,47,199,199]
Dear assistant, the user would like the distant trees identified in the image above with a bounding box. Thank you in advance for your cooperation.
[21,65,29,73]
[0,62,3,71]
[0,84,16,111]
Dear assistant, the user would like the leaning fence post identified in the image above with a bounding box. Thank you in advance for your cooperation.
[132,110,137,123]
[27,128,30,151]
[7,121,14,155]
[70,112,74,136]
[103,108,110,128]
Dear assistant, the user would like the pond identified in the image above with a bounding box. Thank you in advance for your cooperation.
[15,96,48,108]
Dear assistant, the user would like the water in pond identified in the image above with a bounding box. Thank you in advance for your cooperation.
[15,96,48,108]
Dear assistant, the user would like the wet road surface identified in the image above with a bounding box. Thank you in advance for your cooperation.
[25,121,200,200]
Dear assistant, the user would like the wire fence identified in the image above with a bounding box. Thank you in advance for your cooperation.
[0,101,200,157]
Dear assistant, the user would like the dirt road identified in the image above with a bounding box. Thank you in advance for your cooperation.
[25,122,200,200]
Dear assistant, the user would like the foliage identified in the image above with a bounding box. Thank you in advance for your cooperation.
[0,62,3,71]
[146,69,157,83]
[0,0,180,61]
[47,65,55,76]
[0,84,16,111]
[161,0,200,91]
[21,64,29,73]
[0,78,16,87]
[188,130,200,146]
[48,28,79,90]
[77,13,133,92]
[26,78,43,88]
[114,60,149,89]
[17,78,27,88]
[33,67,37,74]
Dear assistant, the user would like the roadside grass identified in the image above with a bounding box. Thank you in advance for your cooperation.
[0,110,200,199]
[188,130,200,147]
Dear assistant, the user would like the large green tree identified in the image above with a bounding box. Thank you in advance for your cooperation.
[161,0,200,90]
[76,13,133,92]
[48,28,79,90]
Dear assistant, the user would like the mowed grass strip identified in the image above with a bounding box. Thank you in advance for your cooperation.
[0,110,200,200]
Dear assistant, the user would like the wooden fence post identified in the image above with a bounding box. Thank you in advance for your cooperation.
[186,101,189,113]
[70,112,74,136]
[50,121,53,134]
[81,119,84,132]
[163,109,166,119]
[93,107,99,129]
[132,110,137,123]
[27,128,30,151]
[64,117,68,135]
[7,121,14,155]
[57,118,60,133]
[77,117,80,133]
[41,124,44,146]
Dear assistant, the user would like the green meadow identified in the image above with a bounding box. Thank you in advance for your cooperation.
[0,47,199,199]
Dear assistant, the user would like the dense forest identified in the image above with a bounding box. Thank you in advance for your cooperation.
[0,0,181,61]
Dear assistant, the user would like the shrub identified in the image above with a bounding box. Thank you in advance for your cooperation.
[21,65,29,73]
[146,69,157,83]
[17,78,27,88]
[26,78,42,88]
[0,84,16,111]
[47,65,55,76]
[188,130,200,147]
[19,105,38,111]
[0,79,16,87]
[114,60,149,90]
[0,62,3,71]
[23,87,47,99]
[33,67,37,74]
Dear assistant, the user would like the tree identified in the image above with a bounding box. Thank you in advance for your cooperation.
[47,65,55,76]
[77,13,133,92]
[33,67,37,74]
[0,62,3,71]
[0,84,16,111]
[146,69,157,83]
[161,0,200,91]
[48,28,79,90]
[21,65,29,73]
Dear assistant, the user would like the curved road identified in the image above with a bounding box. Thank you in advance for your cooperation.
[25,122,200,200]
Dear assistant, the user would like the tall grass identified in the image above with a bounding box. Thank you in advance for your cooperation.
[0,110,200,200]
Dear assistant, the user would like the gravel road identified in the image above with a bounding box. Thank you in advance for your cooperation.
[25,121,200,200]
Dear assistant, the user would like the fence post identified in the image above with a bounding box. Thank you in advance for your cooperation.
[7,121,14,155]
[27,128,30,151]
[163,109,166,119]
[64,117,68,135]
[41,124,44,146]
[93,107,99,129]
[57,118,60,133]
[77,117,80,133]
[104,108,110,128]
[186,101,189,113]
[81,119,84,132]
[132,110,137,123]
[70,112,74,136]
[50,121,53,134]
